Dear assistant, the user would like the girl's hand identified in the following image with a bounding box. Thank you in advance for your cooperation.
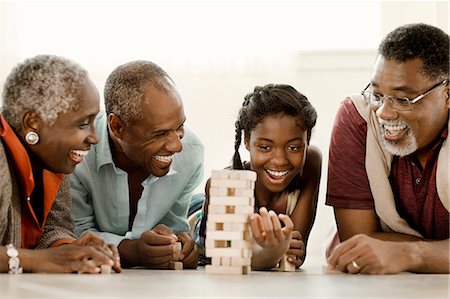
[286,230,305,268]
[250,207,293,253]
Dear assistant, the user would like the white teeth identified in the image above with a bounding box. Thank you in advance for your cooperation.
[266,169,289,177]
[384,124,407,131]
[154,155,173,163]
[71,150,89,156]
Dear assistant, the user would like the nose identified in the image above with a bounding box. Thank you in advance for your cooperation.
[271,148,288,165]
[374,98,398,121]
[86,124,99,145]
[164,131,183,153]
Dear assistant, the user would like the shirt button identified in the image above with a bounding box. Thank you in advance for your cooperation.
[411,161,415,166]
[415,178,421,184]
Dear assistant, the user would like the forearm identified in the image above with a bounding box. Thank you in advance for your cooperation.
[406,239,449,273]
[368,231,423,242]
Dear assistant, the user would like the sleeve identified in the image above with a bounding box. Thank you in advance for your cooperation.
[70,171,99,237]
[70,171,132,246]
[36,177,76,248]
[325,98,374,209]
[160,148,204,234]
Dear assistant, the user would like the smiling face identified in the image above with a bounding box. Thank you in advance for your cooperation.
[371,56,450,157]
[244,113,307,194]
[26,79,100,174]
[110,83,185,177]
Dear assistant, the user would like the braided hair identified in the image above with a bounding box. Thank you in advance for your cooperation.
[232,84,317,192]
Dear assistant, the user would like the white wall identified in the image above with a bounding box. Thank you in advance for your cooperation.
[1,0,448,265]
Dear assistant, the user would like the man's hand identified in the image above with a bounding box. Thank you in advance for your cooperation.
[118,224,178,269]
[175,232,199,269]
[327,234,415,274]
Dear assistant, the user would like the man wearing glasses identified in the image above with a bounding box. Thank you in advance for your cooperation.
[326,23,449,274]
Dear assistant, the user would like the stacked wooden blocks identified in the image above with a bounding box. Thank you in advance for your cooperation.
[205,170,256,274]
[169,242,183,270]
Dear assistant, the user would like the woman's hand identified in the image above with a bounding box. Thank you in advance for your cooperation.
[26,231,121,273]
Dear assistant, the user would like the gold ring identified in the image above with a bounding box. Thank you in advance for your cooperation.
[351,260,361,270]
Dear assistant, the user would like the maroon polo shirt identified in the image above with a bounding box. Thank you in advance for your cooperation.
[326,98,449,240]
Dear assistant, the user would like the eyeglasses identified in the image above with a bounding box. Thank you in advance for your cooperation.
[361,79,448,111]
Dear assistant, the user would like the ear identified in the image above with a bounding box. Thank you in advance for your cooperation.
[108,113,125,139]
[21,110,42,134]
[445,84,450,108]
[244,135,250,151]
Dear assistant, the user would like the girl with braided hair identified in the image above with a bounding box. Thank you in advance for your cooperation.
[199,84,321,270]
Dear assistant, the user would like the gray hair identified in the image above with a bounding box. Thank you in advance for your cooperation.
[104,60,173,127]
[2,54,88,129]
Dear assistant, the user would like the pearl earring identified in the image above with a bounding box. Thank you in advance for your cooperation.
[25,131,39,145]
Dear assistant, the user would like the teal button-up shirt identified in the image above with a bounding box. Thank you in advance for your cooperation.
[70,111,204,246]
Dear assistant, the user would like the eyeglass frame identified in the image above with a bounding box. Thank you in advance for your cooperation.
[361,79,448,111]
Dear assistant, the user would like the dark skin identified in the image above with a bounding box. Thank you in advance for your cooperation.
[0,80,121,273]
[328,57,450,274]
[203,113,321,270]
[109,82,199,269]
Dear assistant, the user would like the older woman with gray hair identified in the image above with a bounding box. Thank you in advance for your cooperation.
[0,55,121,273]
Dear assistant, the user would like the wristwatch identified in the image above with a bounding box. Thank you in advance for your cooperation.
[6,244,23,274]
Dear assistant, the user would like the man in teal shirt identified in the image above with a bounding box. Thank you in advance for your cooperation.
[71,61,204,269]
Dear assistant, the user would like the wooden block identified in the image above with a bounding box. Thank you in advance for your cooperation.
[230,239,253,249]
[210,179,253,189]
[100,264,112,274]
[231,256,251,266]
[223,222,233,231]
[208,204,250,215]
[205,239,231,249]
[208,204,226,214]
[211,257,221,266]
[239,170,257,181]
[206,231,247,240]
[205,265,250,274]
[279,254,296,272]
[209,196,253,206]
[208,214,250,223]
[231,222,251,232]
[322,265,342,274]
[234,189,254,197]
[205,229,252,241]
[211,170,232,179]
[235,205,254,215]
[221,257,231,266]
[205,248,251,258]
[169,261,183,270]
[173,242,182,261]
[209,187,228,196]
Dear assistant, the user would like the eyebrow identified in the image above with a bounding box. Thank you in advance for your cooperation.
[370,82,418,94]
[144,120,186,138]
[255,137,304,143]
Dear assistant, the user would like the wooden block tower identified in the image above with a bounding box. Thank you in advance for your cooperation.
[205,169,256,274]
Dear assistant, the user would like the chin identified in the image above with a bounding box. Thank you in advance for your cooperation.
[150,168,170,177]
